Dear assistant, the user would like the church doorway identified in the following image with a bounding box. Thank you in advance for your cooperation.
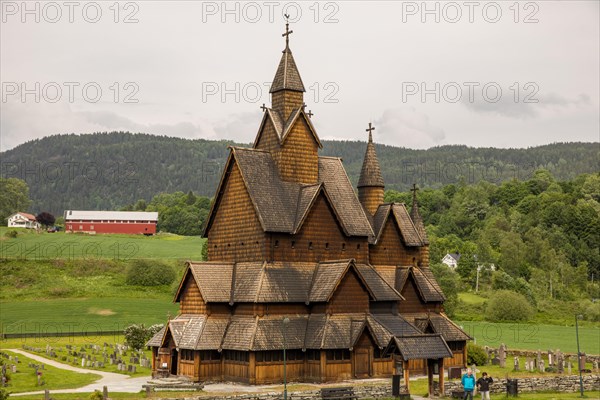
[353,347,371,378]
[170,349,178,375]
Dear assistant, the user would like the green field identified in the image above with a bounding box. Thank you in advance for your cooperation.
[456,321,600,354]
[1,298,178,334]
[0,227,204,260]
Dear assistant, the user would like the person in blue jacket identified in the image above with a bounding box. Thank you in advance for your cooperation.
[462,368,476,400]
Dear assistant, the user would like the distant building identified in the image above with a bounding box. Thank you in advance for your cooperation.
[442,253,461,269]
[64,210,158,235]
[7,212,40,229]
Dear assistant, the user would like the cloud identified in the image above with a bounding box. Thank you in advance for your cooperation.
[0,100,216,151]
[461,88,591,119]
[374,107,446,149]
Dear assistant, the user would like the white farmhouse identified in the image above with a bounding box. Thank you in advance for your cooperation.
[7,212,40,229]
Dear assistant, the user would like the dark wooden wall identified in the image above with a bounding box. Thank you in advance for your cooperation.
[207,162,266,262]
[275,116,319,183]
[180,274,207,314]
[369,218,421,266]
[270,194,369,263]
[328,269,370,314]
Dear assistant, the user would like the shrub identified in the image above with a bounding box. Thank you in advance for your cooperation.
[125,259,176,286]
[485,290,534,322]
[88,390,103,400]
[467,342,488,366]
[0,388,10,400]
[124,323,163,351]
[4,230,18,239]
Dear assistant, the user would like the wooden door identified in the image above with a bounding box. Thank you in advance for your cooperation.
[354,348,370,378]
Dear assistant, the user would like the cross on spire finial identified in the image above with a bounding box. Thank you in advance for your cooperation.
[411,183,419,199]
[307,110,314,118]
[366,122,375,142]
[260,103,267,112]
[282,14,293,49]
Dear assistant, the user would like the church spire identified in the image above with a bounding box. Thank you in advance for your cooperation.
[358,123,385,216]
[270,16,305,121]
[410,183,429,245]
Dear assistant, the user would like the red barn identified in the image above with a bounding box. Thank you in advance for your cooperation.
[64,210,158,235]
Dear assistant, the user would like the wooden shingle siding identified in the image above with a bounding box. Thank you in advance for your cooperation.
[271,194,368,263]
[207,162,266,262]
[272,90,303,122]
[276,117,319,183]
[328,270,370,314]
[255,116,281,153]
[359,187,385,216]
[369,218,421,266]
[399,276,428,313]
[180,275,207,314]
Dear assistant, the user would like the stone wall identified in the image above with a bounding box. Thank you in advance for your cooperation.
[157,375,599,399]
[444,374,600,395]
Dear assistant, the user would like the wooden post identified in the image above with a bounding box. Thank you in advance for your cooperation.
[439,358,445,396]
[320,350,327,383]
[194,351,201,382]
[44,390,50,400]
[427,359,433,397]
[248,352,256,384]
[102,386,108,400]
[463,342,468,367]
[403,360,410,392]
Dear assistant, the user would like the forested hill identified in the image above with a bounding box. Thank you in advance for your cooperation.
[1,132,597,215]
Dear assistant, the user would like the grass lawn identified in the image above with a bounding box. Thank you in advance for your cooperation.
[0,227,204,260]
[455,321,600,354]
[0,350,100,393]
[1,298,178,334]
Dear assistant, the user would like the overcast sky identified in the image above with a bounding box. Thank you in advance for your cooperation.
[1,0,598,151]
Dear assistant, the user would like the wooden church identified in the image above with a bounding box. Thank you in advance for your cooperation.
[147,21,470,394]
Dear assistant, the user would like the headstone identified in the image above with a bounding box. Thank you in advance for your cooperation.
[568,362,572,375]
[593,360,598,372]
[14,356,18,364]
[10,365,16,374]
[103,386,109,400]
[499,344,506,368]
[548,350,554,366]
[131,365,136,373]
[557,351,564,374]
[540,360,545,372]
[81,358,86,367]
[513,356,520,371]
[44,389,50,400]
[525,358,531,371]
[491,356,500,366]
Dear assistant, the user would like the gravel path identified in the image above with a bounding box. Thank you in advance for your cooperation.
[7,349,149,396]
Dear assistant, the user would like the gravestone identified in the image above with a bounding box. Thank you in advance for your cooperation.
[81,358,86,367]
[525,358,531,371]
[568,362,572,375]
[103,386,108,400]
[557,351,564,373]
[513,357,519,371]
[593,360,598,372]
[540,360,545,372]
[548,350,554,366]
[498,344,506,368]
[10,365,16,374]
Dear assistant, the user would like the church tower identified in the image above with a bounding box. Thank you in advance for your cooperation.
[254,17,321,184]
[358,123,385,216]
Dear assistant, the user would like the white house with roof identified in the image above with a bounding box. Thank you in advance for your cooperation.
[7,212,40,229]
[442,253,461,269]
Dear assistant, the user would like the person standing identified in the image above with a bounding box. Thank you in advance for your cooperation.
[476,372,494,400]
[462,368,476,400]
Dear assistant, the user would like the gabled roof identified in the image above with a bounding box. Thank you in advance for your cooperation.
[384,334,453,361]
[372,203,425,246]
[357,133,384,188]
[403,312,471,342]
[398,266,445,303]
[253,107,322,149]
[64,210,158,221]
[176,260,401,305]
[9,212,37,221]
[270,47,305,93]
[410,191,429,245]
[203,148,373,238]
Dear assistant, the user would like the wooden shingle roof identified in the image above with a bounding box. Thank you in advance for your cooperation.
[410,267,446,302]
[403,313,471,342]
[385,334,453,361]
[357,133,384,188]
[270,47,305,93]
[371,203,426,246]
[179,260,402,305]
[204,149,373,238]
[253,107,322,149]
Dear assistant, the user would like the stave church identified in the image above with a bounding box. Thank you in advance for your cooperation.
[147,20,470,395]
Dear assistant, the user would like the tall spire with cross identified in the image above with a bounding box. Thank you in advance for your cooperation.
[270,16,305,121]
[410,183,429,245]
[358,123,385,216]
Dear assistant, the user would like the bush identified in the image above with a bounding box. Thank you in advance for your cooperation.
[4,230,18,238]
[125,259,176,286]
[467,342,488,366]
[88,390,103,400]
[124,323,163,351]
[486,290,534,322]
[0,388,10,400]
